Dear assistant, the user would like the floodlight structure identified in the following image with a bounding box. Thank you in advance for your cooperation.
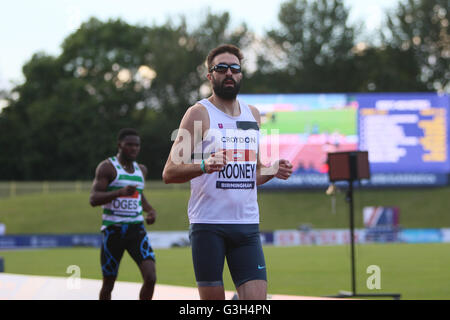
[326,151,401,300]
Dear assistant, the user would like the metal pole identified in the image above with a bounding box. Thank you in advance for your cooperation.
[347,180,356,296]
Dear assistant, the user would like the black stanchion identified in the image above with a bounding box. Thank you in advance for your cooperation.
[325,151,401,300]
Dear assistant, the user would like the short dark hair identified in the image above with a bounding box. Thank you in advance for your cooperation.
[206,44,244,72]
[118,128,139,141]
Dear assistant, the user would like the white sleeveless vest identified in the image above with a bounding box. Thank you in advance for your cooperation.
[101,156,145,230]
[187,98,260,224]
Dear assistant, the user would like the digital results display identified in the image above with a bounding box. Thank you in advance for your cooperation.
[358,93,449,174]
[238,92,449,188]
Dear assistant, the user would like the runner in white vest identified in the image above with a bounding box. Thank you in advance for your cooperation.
[90,128,157,300]
[163,44,293,300]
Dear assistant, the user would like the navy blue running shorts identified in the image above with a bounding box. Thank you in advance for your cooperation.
[189,223,267,288]
[101,223,155,277]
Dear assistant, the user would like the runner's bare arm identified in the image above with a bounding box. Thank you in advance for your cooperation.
[89,161,136,206]
[249,105,293,186]
[249,105,275,185]
[139,164,157,225]
[162,104,227,184]
[142,193,156,225]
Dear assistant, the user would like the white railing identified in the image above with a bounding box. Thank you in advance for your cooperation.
[0,180,189,198]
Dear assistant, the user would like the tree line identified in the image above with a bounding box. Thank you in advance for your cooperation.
[0,0,448,180]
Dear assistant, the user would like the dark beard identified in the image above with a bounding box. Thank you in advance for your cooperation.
[212,77,241,100]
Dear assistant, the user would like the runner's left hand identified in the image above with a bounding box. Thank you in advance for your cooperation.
[145,208,157,225]
[274,159,293,180]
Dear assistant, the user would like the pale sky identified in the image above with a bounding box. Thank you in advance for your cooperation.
[0,0,400,91]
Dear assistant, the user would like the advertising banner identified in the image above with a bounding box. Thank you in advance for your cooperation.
[273,229,367,246]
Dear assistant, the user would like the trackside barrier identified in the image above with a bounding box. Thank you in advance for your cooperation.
[0,181,189,198]
[0,229,449,250]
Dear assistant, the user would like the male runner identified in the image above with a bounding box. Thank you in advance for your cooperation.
[90,128,157,300]
[162,44,293,300]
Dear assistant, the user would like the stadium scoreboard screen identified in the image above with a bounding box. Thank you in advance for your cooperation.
[238,92,450,188]
[358,93,449,173]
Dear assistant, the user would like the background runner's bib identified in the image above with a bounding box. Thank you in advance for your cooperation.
[101,156,145,230]
[188,99,260,224]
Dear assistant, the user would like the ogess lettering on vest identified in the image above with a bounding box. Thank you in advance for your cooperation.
[112,198,139,211]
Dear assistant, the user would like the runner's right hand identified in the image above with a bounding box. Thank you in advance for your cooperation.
[204,150,227,173]
[119,185,137,197]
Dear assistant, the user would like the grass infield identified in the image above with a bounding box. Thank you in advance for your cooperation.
[1,243,449,299]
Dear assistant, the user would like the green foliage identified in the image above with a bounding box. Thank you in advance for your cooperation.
[246,0,357,93]
[273,0,355,65]
[384,0,449,92]
[0,1,447,181]
[245,0,431,93]
[351,46,428,92]
[0,14,249,180]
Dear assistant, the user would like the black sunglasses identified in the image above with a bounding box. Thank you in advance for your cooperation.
[209,63,242,74]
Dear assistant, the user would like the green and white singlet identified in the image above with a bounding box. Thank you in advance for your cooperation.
[101,156,145,230]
